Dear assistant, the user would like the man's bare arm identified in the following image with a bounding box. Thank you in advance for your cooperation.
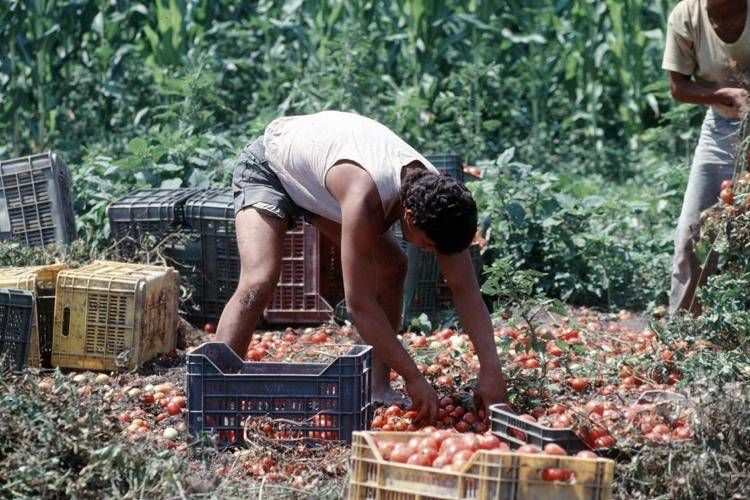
[668,71,749,118]
[327,163,439,423]
[438,250,508,413]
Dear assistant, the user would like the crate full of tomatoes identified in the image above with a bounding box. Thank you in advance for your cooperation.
[186,341,372,447]
[348,430,614,500]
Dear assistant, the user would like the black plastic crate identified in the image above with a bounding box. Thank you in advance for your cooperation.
[183,189,240,324]
[108,188,206,321]
[107,188,202,257]
[187,341,372,447]
[0,152,76,246]
[489,404,593,454]
[0,288,34,371]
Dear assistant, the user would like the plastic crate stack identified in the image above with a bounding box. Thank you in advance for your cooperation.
[187,342,372,446]
[107,188,204,320]
[0,264,67,368]
[0,288,35,371]
[50,261,180,372]
[108,188,344,326]
[0,152,76,246]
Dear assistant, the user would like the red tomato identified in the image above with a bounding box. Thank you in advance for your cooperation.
[519,414,537,423]
[721,180,733,191]
[477,434,502,450]
[541,468,572,482]
[311,330,328,344]
[451,449,475,469]
[547,404,566,415]
[390,445,412,463]
[454,421,469,433]
[385,405,403,418]
[720,188,734,204]
[432,454,453,469]
[576,450,599,459]
[412,336,428,348]
[543,443,567,456]
[377,440,396,460]
[568,378,589,392]
[593,435,616,448]
[407,452,433,466]
[203,322,216,334]
[172,396,186,408]
[166,401,181,416]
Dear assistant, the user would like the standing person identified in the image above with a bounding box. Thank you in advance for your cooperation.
[218,111,508,422]
[663,0,750,315]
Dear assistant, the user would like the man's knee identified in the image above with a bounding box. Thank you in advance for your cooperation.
[234,279,276,313]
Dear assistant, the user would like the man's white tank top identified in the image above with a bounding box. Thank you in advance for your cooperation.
[263,111,439,222]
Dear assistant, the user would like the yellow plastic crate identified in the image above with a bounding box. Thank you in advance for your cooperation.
[0,264,67,367]
[348,432,614,500]
[51,261,179,371]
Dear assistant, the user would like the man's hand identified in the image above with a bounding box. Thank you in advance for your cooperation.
[405,375,439,424]
[714,87,749,118]
[473,367,509,416]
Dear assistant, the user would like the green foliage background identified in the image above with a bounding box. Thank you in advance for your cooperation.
[0,0,707,309]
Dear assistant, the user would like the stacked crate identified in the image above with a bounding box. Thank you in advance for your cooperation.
[50,261,179,372]
[107,188,203,320]
[183,189,339,325]
[0,264,67,367]
[0,152,76,246]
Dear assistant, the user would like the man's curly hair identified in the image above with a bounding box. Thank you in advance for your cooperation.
[400,170,477,254]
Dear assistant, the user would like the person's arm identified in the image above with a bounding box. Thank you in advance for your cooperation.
[328,164,439,423]
[668,71,749,118]
[437,250,508,414]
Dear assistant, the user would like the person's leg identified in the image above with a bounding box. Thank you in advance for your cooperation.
[669,110,738,315]
[216,208,288,357]
[309,216,408,403]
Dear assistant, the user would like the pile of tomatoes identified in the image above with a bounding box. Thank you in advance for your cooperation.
[373,428,599,482]
[371,395,489,433]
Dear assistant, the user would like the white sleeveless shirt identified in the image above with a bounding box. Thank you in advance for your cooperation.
[263,111,439,222]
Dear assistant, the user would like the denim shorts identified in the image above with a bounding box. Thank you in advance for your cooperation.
[232,136,303,226]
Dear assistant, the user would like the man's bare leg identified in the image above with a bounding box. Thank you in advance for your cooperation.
[216,208,287,357]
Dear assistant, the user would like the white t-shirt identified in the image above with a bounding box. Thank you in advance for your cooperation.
[662,0,750,118]
[263,111,439,222]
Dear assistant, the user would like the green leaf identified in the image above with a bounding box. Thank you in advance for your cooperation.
[127,138,149,154]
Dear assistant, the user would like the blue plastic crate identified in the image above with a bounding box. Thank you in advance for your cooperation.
[0,288,34,371]
[187,342,372,447]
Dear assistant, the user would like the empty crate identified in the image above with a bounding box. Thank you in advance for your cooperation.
[187,341,372,447]
[0,264,67,367]
[51,261,179,371]
[0,152,76,246]
[107,187,202,258]
[0,288,35,371]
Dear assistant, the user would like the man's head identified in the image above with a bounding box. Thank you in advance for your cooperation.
[399,169,478,254]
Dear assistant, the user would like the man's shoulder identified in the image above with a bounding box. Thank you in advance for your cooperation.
[668,0,702,33]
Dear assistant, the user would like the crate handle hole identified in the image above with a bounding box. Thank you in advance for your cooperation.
[62,307,71,337]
